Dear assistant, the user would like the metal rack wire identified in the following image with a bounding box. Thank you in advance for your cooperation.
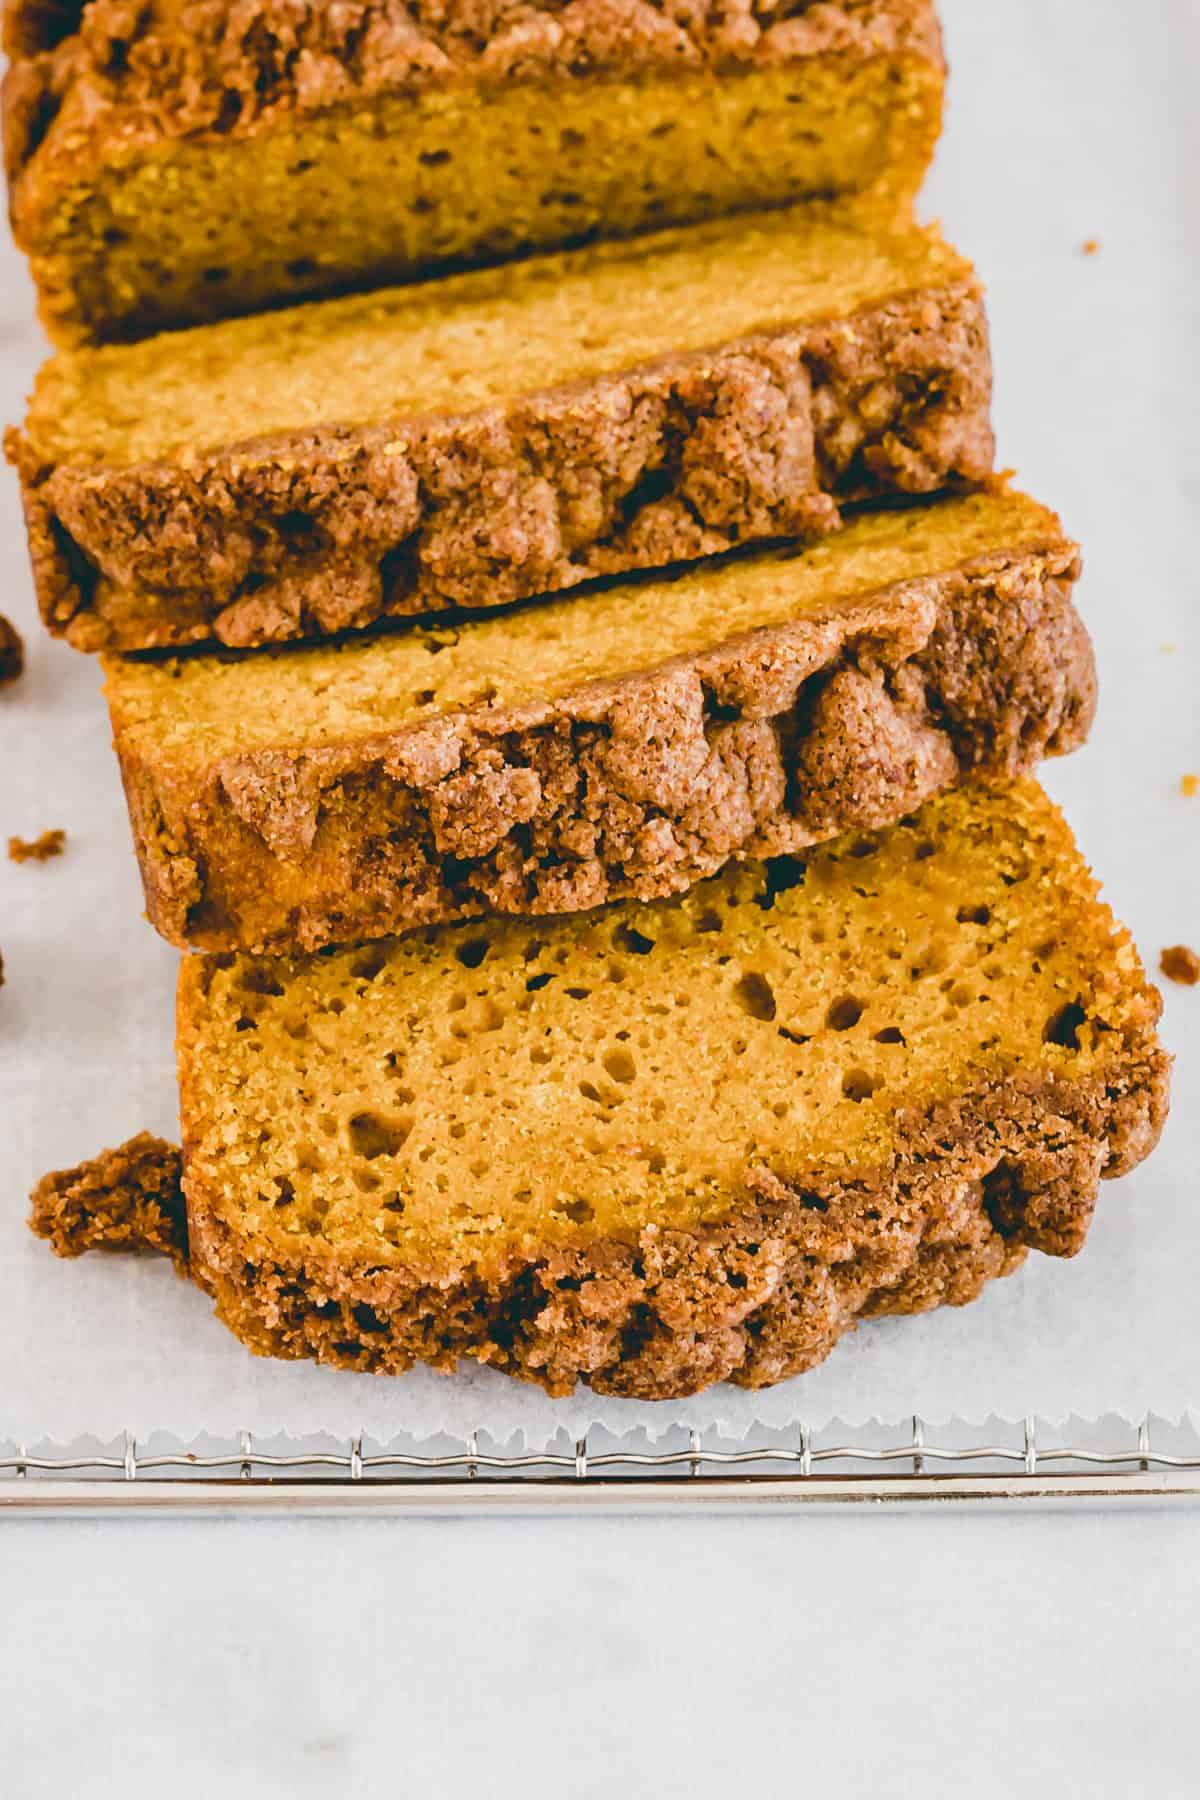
[3,1416,1199,1512]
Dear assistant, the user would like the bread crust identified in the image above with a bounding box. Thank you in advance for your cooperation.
[4,1,943,342]
[4,0,943,120]
[179,1050,1170,1400]
[112,539,1095,955]
[12,281,992,651]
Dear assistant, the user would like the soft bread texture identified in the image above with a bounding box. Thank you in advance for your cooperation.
[9,198,992,651]
[175,781,1169,1399]
[3,0,944,344]
[105,489,1095,955]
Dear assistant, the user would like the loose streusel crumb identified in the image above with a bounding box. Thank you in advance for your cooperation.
[8,828,66,862]
[1161,945,1200,988]
[1181,774,1198,798]
[0,614,23,684]
[1082,238,1101,256]
[29,1132,188,1271]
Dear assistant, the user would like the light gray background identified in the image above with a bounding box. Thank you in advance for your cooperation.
[1,2,1198,1792]
[0,0,1198,1448]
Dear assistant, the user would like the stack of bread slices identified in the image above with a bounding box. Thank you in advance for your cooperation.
[7,0,1168,1399]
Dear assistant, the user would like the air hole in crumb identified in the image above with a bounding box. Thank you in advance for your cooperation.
[272,1177,295,1208]
[565,986,591,1000]
[382,1198,405,1215]
[448,991,467,1012]
[761,856,806,906]
[454,937,490,969]
[350,946,388,981]
[733,971,776,1021]
[956,904,991,926]
[913,840,936,861]
[285,257,319,279]
[352,1167,381,1194]
[826,996,863,1031]
[874,1026,905,1045]
[579,1080,606,1104]
[613,922,655,956]
[526,971,555,991]
[348,1112,413,1158]
[842,1069,879,1103]
[235,1015,257,1033]
[450,1121,467,1139]
[563,1199,594,1225]
[603,1047,637,1085]
[695,909,723,933]
[240,965,284,997]
[1044,1001,1087,1050]
[778,1026,810,1048]
[297,1144,322,1173]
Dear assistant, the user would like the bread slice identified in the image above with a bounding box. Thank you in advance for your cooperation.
[106,488,1095,956]
[9,198,992,653]
[175,780,1169,1400]
[3,0,944,345]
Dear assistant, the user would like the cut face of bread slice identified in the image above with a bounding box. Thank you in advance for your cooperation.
[3,1,944,345]
[176,781,1169,1401]
[106,488,1095,956]
[10,198,991,652]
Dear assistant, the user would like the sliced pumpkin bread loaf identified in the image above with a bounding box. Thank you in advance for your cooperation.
[106,488,1094,956]
[174,780,1169,1399]
[3,0,944,345]
[9,198,992,652]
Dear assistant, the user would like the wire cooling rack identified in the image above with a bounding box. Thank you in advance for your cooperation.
[3,1416,1199,1513]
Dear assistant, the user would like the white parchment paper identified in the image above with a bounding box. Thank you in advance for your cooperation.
[1,0,1197,1447]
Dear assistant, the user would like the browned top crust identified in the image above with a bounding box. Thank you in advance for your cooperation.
[8,826,66,861]
[4,0,943,180]
[12,272,993,653]
[0,612,23,684]
[29,1131,190,1272]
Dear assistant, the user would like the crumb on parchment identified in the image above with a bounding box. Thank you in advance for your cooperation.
[8,828,66,863]
[0,614,22,685]
[29,1133,188,1272]
[1181,774,1198,798]
[1082,238,1101,256]
[1160,946,1200,988]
